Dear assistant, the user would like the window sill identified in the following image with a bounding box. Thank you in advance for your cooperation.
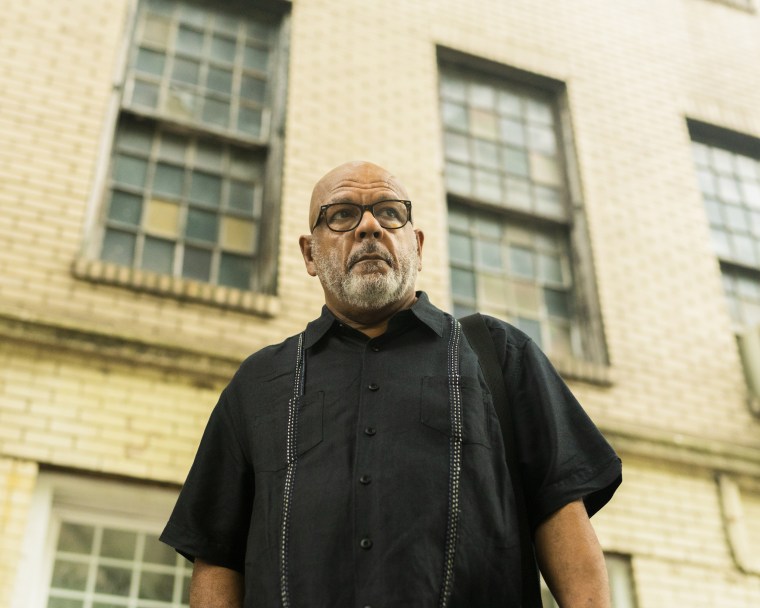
[72,257,280,317]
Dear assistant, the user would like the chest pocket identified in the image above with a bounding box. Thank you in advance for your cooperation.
[420,376,490,447]
[251,391,324,472]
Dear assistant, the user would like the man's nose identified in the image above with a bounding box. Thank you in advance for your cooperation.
[354,209,383,239]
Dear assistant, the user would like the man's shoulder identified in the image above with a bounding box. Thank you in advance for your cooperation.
[467,313,532,351]
[233,332,304,384]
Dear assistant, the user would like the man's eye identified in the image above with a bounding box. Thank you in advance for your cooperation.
[378,207,400,219]
[330,208,356,221]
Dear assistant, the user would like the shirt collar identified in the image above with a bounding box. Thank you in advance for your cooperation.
[303,291,445,349]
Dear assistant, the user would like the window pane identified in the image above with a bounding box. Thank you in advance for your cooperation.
[469,108,497,139]
[473,169,502,203]
[158,132,188,162]
[132,80,159,108]
[497,90,521,116]
[510,246,535,278]
[219,253,251,289]
[100,528,137,559]
[152,163,185,198]
[202,97,230,127]
[500,118,525,146]
[478,240,502,269]
[139,571,175,601]
[241,75,267,103]
[94,565,131,595]
[448,232,472,265]
[190,171,222,206]
[135,47,165,76]
[444,133,469,163]
[166,88,200,120]
[535,186,565,218]
[186,208,219,242]
[445,162,471,195]
[211,35,237,63]
[473,139,500,169]
[172,57,200,85]
[451,268,476,299]
[196,140,224,170]
[503,148,529,177]
[243,45,269,71]
[207,67,233,95]
[113,155,148,188]
[442,102,468,131]
[238,106,262,137]
[57,522,94,553]
[517,317,542,346]
[118,123,153,153]
[229,181,255,213]
[142,13,171,48]
[51,560,89,591]
[176,26,204,56]
[108,191,143,225]
[101,230,136,266]
[142,237,174,274]
[504,177,531,210]
[183,246,212,281]
[545,288,571,318]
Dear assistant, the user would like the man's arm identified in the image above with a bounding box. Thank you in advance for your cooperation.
[534,499,611,608]
[189,558,244,608]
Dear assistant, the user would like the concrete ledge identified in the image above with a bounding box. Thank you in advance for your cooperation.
[0,308,240,384]
[72,258,280,318]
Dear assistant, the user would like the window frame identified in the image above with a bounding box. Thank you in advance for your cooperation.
[75,0,291,313]
[12,472,185,608]
[438,48,609,372]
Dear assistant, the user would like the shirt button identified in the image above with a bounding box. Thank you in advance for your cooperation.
[368,383,379,391]
[359,474,372,485]
[371,345,380,352]
[360,537,373,550]
[364,427,376,436]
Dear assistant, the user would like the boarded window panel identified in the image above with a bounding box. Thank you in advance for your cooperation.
[145,199,180,236]
[221,217,255,253]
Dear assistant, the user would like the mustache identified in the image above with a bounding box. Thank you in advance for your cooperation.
[346,243,393,269]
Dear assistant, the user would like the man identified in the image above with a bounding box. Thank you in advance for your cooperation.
[160,161,622,607]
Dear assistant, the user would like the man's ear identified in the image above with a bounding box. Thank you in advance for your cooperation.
[414,229,425,271]
[299,234,318,277]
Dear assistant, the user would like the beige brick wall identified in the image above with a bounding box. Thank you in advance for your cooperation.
[2,0,760,604]
[0,458,38,608]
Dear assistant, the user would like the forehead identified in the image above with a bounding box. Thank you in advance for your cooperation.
[309,162,409,228]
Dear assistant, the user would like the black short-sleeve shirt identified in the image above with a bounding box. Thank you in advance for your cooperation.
[160,292,621,607]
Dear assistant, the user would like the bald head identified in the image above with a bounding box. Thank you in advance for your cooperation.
[309,161,410,231]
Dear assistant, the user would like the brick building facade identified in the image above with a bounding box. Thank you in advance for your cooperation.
[2,0,760,606]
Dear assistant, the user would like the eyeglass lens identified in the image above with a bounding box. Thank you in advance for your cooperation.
[325,201,409,231]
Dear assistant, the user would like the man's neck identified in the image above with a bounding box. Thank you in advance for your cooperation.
[328,292,418,338]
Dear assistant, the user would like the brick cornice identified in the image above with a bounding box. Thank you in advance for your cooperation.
[0,307,240,384]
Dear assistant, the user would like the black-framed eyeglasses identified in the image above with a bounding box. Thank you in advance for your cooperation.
[311,199,413,232]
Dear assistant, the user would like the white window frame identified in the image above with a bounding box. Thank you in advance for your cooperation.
[12,472,183,608]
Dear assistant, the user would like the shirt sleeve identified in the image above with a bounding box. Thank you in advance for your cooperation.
[159,387,253,572]
[492,321,622,531]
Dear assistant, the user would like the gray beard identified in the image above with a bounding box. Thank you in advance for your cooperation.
[311,240,418,311]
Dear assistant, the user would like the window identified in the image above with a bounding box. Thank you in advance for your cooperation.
[440,61,597,362]
[88,0,288,297]
[691,127,760,330]
[541,553,637,608]
[46,520,191,608]
[13,474,188,608]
